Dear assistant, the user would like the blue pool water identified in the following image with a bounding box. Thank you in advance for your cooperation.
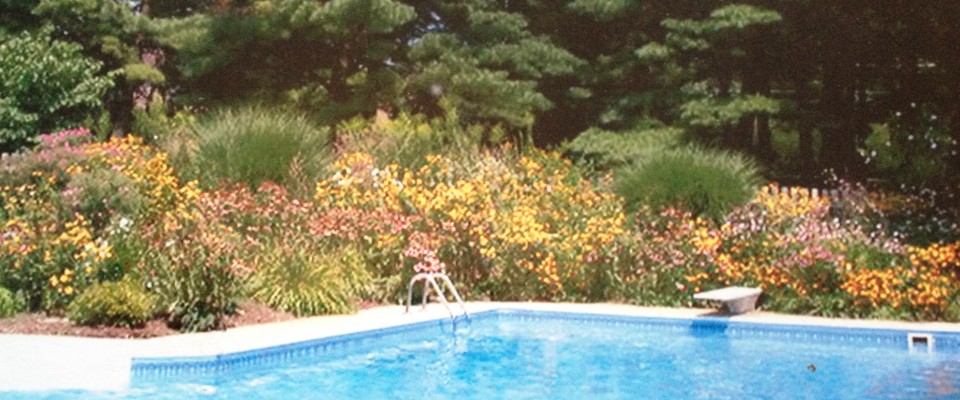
[10,310,960,399]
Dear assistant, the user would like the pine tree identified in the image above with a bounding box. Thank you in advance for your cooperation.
[400,1,584,136]
[155,0,582,138]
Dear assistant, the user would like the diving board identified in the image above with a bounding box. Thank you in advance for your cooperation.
[693,286,762,314]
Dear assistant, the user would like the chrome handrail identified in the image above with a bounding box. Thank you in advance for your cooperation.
[405,272,470,320]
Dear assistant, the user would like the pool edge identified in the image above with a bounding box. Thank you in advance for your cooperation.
[3,302,960,391]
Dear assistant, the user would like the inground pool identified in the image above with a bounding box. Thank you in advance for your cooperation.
[7,309,960,399]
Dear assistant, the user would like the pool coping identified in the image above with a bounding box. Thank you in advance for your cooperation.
[2,302,960,391]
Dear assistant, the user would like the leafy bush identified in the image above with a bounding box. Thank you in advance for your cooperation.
[0,128,93,187]
[0,287,21,318]
[0,27,115,151]
[334,111,488,170]
[62,168,145,231]
[314,146,633,302]
[626,207,712,307]
[142,203,251,332]
[189,105,330,192]
[250,242,369,316]
[67,280,156,328]
[0,195,110,311]
[624,183,960,321]
[616,146,761,219]
[0,131,194,312]
[872,187,960,246]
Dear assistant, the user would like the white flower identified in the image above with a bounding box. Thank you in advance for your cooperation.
[118,217,132,232]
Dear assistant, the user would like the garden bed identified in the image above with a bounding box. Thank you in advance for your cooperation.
[0,301,295,339]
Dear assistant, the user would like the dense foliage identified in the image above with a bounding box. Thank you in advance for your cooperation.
[1,2,959,331]
[0,287,19,318]
[67,280,156,328]
[1,122,957,331]
[2,1,957,191]
[184,105,331,191]
[0,27,115,151]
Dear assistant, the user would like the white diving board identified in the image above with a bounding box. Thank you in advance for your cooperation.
[693,286,762,314]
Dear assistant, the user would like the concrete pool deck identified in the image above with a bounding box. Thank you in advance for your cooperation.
[2,302,960,392]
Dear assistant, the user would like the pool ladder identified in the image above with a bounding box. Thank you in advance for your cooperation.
[405,272,470,320]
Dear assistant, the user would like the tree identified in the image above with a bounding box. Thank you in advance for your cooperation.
[29,0,173,135]
[571,1,959,187]
[399,1,583,137]
[153,0,417,121]
[154,0,581,140]
[0,27,116,151]
[773,1,960,183]
[634,4,782,164]
[551,0,708,133]
[0,0,41,37]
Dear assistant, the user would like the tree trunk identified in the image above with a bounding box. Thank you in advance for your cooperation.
[717,73,739,148]
[820,64,861,177]
[328,60,352,104]
[752,65,775,165]
[755,114,775,165]
[732,117,752,151]
[951,104,960,183]
[797,80,816,175]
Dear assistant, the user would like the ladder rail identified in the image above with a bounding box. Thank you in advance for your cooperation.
[435,273,469,317]
[405,272,470,320]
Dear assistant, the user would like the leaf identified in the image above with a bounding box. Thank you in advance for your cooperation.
[123,63,166,83]
[635,42,673,62]
[567,0,637,21]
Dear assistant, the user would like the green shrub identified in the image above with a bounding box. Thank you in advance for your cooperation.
[616,146,761,219]
[0,287,21,318]
[189,105,330,192]
[0,27,115,151]
[62,168,145,231]
[334,110,486,170]
[144,220,248,333]
[149,257,244,332]
[249,242,370,317]
[565,127,683,171]
[66,280,156,328]
[136,209,252,332]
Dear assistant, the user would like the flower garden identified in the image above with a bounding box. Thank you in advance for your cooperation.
[1,118,959,333]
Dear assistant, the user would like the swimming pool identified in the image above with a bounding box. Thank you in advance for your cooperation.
[8,309,960,399]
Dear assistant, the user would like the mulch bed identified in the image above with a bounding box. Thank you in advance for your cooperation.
[0,301,296,339]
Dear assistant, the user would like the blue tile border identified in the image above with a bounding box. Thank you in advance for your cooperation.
[131,313,477,379]
[495,309,960,351]
[131,308,960,379]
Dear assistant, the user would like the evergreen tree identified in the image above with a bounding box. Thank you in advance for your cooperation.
[637,4,781,161]
[26,0,171,135]
[400,0,583,138]
[155,0,581,138]
[155,0,418,121]
[0,0,41,37]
